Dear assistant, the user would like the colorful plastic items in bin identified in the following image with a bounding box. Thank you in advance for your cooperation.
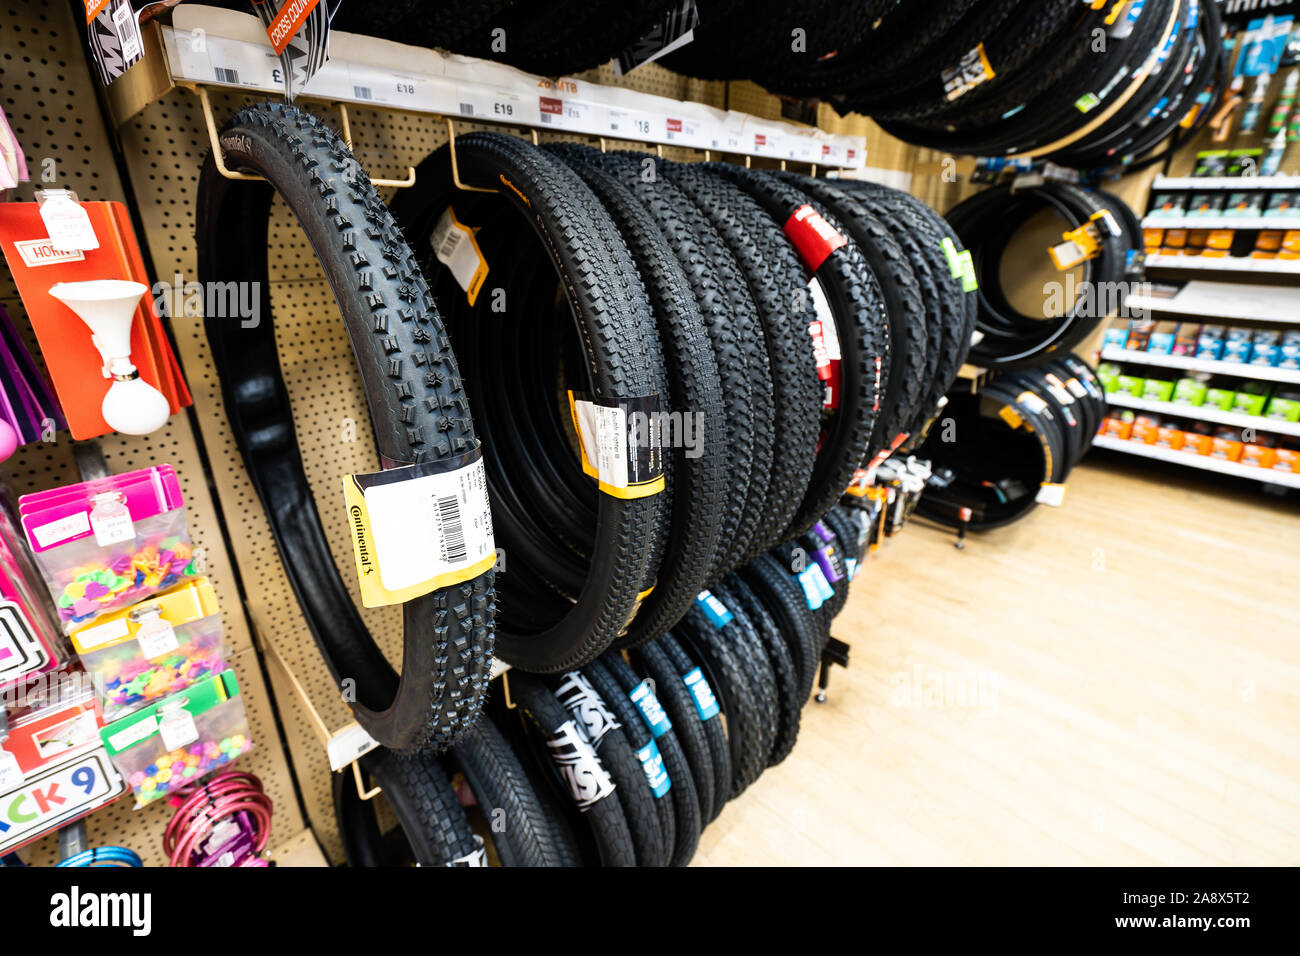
[71,578,225,722]
[0,492,66,692]
[100,670,251,807]
[19,465,198,633]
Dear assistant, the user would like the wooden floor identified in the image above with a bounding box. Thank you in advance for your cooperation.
[695,453,1300,866]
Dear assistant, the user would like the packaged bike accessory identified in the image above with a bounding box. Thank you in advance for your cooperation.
[101,670,250,807]
[72,578,224,721]
[163,770,272,868]
[0,302,65,457]
[19,464,198,632]
[0,201,191,439]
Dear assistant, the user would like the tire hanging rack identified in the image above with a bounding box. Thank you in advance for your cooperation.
[96,5,866,810]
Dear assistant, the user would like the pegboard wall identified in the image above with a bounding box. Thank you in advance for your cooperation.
[3,1,1171,867]
[0,0,306,866]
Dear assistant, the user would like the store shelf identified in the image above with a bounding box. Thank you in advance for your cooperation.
[1144,254,1300,277]
[1126,280,1299,323]
[112,5,867,167]
[1094,435,1300,488]
[1151,175,1300,191]
[1142,215,1300,230]
[1105,393,1300,437]
[1100,348,1300,386]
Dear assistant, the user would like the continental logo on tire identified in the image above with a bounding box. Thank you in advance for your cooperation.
[498,175,531,207]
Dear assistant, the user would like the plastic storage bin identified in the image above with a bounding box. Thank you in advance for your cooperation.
[19,465,199,633]
[100,670,251,807]
[71,577,225,722]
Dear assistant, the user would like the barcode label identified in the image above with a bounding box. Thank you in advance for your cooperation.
[540,113,552,124]
[437,228,461,260]
[459,102,475,116]
[353,85,373,100]
[214,67,240,84]
[434,495,467,564]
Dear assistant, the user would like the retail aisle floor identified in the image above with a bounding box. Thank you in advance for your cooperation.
[696,455,1300,865]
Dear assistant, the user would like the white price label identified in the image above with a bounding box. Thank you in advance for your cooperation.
[38,191,99,252]
[159,707,199,752]
[457,88,520,121]
[137,620,180,660]
[608,110,654,138]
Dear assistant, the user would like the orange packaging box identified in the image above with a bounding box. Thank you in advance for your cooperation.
[1273,449,1300,473]
[1154,426,1185,450]
[1204,229,1234,251]
[1132,420,1161,444]
[1241,444,1278,469]
[1210,437,1245,462]
[1182,434,1214,456]
[1103,417,1133,440]
[1143,228,1165,250]
[1280,231,1300,259]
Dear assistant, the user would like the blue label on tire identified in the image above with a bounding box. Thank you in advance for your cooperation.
[629,680,673,738]
[846,557,858,581]
[797,566,826,610]
[696,590,733,629]
[682,667,720,721]
[636,739,671,798]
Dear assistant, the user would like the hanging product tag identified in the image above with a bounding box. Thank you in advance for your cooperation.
[134,610,179,660]
[568,392,665,499]
[942,43,996,101]
[430,207,489,306]
[250,0,335,101]
[958,250,978,292]
[547,719,617,811]
[808,276,842,409]
[682,667,720,721]
[784,204,847,272]
[797,565,828,610]
[635,739,672,797]
[158,704,199,751]
[342,447,496,609]
[696,590,733,629]
[629,680,673,739]
[615,0,700,75]
[940,237,964,278]
[88,491,134,546]
[36,191,99,253]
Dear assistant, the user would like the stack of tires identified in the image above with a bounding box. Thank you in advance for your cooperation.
[333,501,875,867]
[198,104,971,865]
[662,0,1226,172]
[916,356,1108,531]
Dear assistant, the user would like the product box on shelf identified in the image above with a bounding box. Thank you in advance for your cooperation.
[1172,325,1200,357]
[1282,231,1300,259]
[1278,331,1300,369]
[1197,326,1226,360]
[1204,387,1237,411]
[1183,433,1214,455]
[1223,327,1254,363]
[1250,330,1282,367]
[1116,375,1147,397]
[100,670,251,807]
[71,577,225,722]
[1241,444,1278,469]
[1103,326,1130,350]
[1102,415,1135,440]
[1148,321,1179,354]
[1233,383,1271,417]
[1132,417,1161,444]
[1225,191,1265,218]
[1262,192,1298,219]
[1096,363,1121,393]
[1125,318,1155,350]
[1186,193,1225,218]
[1274,447,1300,472]
[1142,378,1176,402]
[1161,228,1189,256]
[1266,394,1300,422]
[1173,378,1209,406]
[1210,435,1246,462]
[1155,425,1186,450]
[19,465,199,633]
[1253,230,1283,259]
